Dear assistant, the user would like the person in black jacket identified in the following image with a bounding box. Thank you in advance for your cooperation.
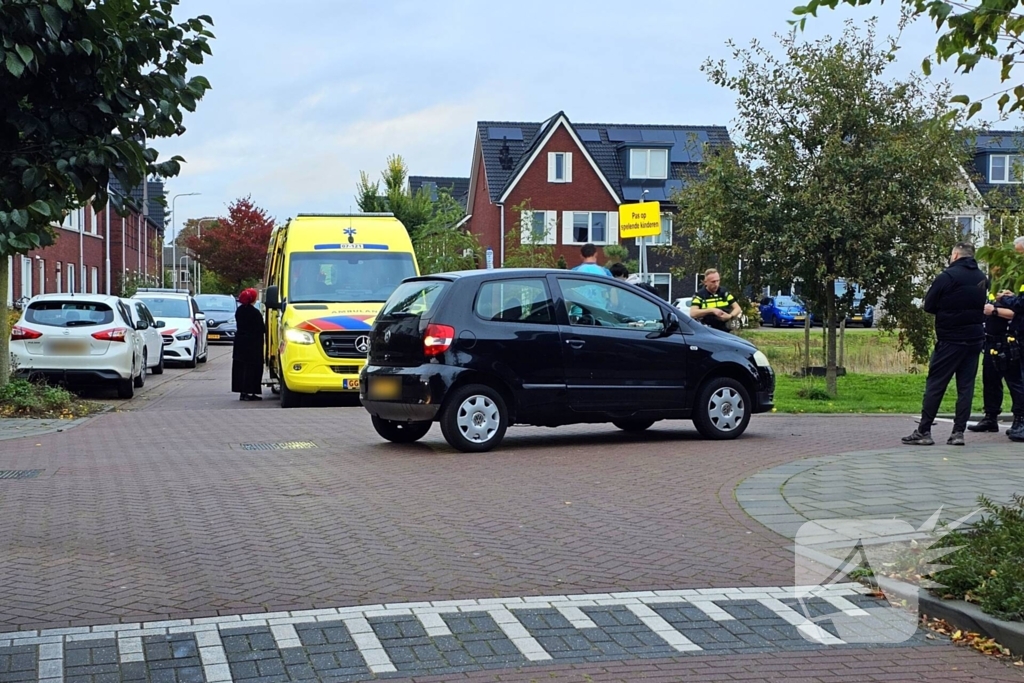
[232,288,266,401]
[903,242,988,446]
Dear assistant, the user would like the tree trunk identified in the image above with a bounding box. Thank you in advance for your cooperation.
[825,280,838,396]
[804,313,811,375]
[0,256,10,388]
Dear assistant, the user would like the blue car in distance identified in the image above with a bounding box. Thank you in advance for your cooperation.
[759,295,807,327]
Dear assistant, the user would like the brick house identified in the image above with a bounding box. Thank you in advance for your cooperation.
[6,179,166,305]
[465,111,731,300]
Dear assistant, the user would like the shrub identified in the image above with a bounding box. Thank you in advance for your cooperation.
[0,377,95,418]
[795,383,832,401]
[933,494,1024,622]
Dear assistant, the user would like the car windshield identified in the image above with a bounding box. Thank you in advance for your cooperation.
[287,252,417,304]
[776,296,800,307]
[25,301,114,327]
[136,297,190,318]
[195,295,237,312]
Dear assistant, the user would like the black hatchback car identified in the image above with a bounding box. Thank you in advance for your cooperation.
[360,269,775,453]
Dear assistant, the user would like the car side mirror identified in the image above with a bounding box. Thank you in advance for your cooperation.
[136,320,149,330]
[265,285,280,310]
[648,314,680,339]
[155,320,166,328]
[195,312,206,321]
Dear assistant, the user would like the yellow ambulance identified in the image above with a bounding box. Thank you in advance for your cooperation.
[263,213,419,407]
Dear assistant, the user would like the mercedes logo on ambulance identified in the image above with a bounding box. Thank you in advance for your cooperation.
[355,335,371,354]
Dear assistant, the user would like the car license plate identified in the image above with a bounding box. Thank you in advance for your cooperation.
[208,334,220,340]
[48,340,87,354]
[343,378,360,390]
[794,316,805,321]
[852,316,862,322]
[368,376,401,399]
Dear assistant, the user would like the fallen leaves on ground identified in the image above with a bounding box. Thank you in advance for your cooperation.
[922,616,1020,661]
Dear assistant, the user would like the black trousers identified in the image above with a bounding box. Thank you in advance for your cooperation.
[919,340,983,433]
[981,342,1024,416]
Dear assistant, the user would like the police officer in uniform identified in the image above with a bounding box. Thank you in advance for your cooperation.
[689,268,742,332]
[969,289,1024,437]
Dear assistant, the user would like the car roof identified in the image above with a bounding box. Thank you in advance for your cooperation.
[407,268,616,283]
[133,291,190,299]
[28,293,122,304]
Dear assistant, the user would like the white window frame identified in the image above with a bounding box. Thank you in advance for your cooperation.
[630,148,669,180]
[990,153,1023,183]
[547,152,572,183]
[67,263,75,294]
[562,211,618,246]
[90,267,98,294]
[520,210,556,245]
[636,214,673,246]
[21,257,32,298]
[38,259,45,295]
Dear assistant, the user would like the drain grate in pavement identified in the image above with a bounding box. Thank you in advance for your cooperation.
[0,470,43,480]
[239,441,318,451]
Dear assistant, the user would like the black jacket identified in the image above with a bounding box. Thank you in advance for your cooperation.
[923,257,987,343]
[232,303,265,364]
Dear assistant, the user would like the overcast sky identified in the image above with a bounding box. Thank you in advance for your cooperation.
[159,0,1013,237]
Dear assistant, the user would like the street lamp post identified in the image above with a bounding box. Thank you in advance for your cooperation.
[171,192,200,290]
[195,217,217,294]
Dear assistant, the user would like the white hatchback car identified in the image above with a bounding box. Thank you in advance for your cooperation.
[11,294,148,398]
[132,289,209,368]
[124,298,166,375]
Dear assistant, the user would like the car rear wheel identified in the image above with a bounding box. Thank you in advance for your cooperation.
[440,384,508,453]
[134,351,147,388]
[117,364,135,399]
[692,377,751,440]
[371,416,432,444]
[613,419,656,432]
[152,349,164,375]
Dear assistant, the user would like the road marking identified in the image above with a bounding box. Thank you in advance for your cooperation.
[489,609,552,661]
[685,599,736,621]
[758,598,846,645]
[626,604,702,652]
[554,605,598,629]
[342,617,396,674]
[37,641,63,683]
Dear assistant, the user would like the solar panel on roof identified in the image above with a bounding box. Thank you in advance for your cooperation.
[666,179,684,193]
[670,146,691,163]
[621,186,645,200]
[577,128,601,142]
[487,126,524,141]
[644,187,667,201]
[607,128,642,142]
[640,129,675,142]
[978,134,1023,150]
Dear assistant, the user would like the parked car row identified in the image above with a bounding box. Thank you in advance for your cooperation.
[9,288,238,398]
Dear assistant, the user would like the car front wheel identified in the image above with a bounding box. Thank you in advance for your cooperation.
[613,419,655,432]
[371,416,432,444]
[152,349,164,375]
[440,384,508,453]
[692,377,751,440]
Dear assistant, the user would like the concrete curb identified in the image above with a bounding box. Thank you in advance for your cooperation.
[0,404,111,442]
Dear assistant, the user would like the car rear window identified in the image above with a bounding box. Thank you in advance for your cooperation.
[475,279,554,323]
[25,301,114,327]
[380,281,449,318]
[136,297,191,318]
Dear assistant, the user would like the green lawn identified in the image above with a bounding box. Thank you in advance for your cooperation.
[773,372,986,414]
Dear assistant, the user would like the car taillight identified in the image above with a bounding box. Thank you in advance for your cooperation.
[11,326,42,341]
[92,328,129,342]
[423,323,455,356]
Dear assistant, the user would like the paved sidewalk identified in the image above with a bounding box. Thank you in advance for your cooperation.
[736,441,1024,540]
[0,416,92,442]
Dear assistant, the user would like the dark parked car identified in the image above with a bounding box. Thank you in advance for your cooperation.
[195,294,239,343]
[359,269,775,453]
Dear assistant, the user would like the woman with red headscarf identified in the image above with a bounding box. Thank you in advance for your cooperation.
[232,288,266,401]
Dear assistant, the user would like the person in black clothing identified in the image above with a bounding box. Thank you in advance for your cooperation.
[232,288,266,401]
[903,242,988,446]
[968,288,1024,436]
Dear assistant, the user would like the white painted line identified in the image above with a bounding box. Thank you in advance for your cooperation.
[289,608,338,618]
[270,624,302,650]
[685,599,736,622]
[243,612,289,621]
[196,629,234,683]
[555,606,598,629]
[117,637,143,663]
[346,621,397,674]
[38,642,63,659]
[416,612,452,637]
[758,598,845,645]
[626,604,702,652]
[37,641,63,683]
[823,596,870,617]
[66,633,116,643]
[488,609,551,662]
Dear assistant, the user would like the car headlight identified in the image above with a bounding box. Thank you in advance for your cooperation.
[175,331,193,341]
[753,350,772,368]
[284,327,315,345]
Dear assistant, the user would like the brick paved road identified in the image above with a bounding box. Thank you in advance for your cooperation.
[0,347,1020,681]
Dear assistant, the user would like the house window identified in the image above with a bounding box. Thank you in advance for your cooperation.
[990,154,1023,183]
[957,216,973,239]
[547,152,572,183]
[67,263,75,294]
[91,267,98,294]
[520,210,555,245]
[38,259,45,295]
[21,257,32,298]
[636,215,673,246]
[630,148,668,180]
[572,212,607,243]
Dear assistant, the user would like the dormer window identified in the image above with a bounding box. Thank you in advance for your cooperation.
[630,148,668,180]
[990,154,1023,183]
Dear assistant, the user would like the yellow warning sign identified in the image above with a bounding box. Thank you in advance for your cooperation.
[619,201,661,238]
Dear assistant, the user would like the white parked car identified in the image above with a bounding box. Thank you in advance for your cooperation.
[10,294,148,398]
[673,297,693,315]
[124,298,166,375]
[132,289,209,368]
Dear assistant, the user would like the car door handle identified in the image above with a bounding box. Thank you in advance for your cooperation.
[565,339,585,349]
